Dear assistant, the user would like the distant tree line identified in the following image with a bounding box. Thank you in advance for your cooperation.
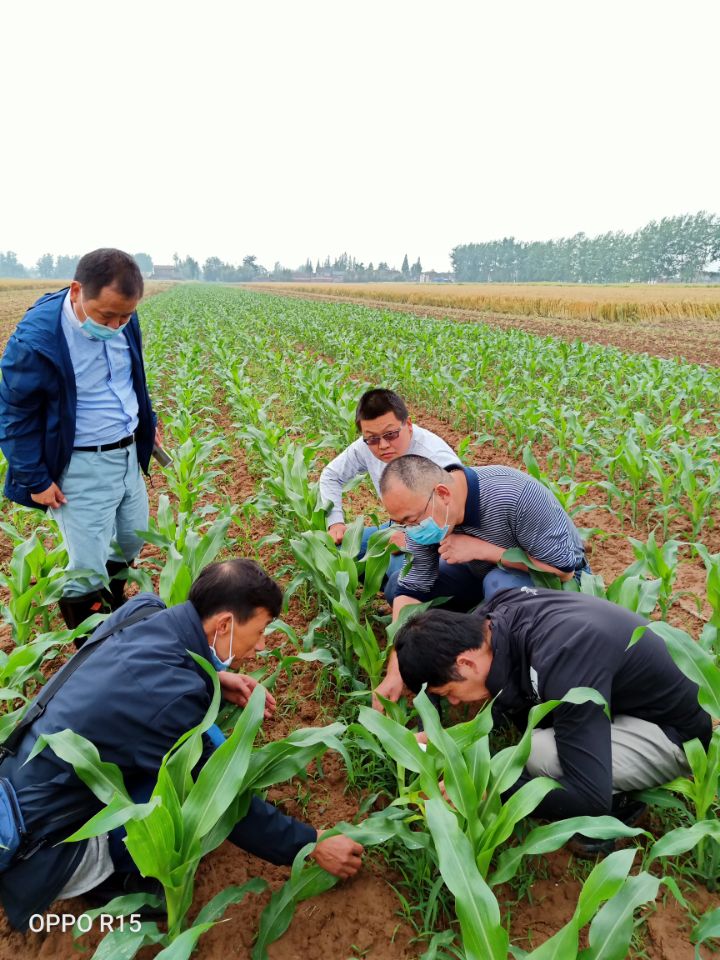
[0,248,425,283]
[4,213,717,284]
[0,252,154,280]
[451,212,720,283]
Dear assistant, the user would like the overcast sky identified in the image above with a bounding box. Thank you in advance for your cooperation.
[3,0,718,272]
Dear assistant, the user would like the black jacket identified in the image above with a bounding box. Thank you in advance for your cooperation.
[0,594,315,930]
[481,588,710,819]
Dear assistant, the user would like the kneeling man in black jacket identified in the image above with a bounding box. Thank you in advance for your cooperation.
[395,587,710,823]
[0,559,363,930]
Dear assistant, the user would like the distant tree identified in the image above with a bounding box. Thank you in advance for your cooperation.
[411,257,422,279]
[133,252,153,276]
[175,255,200,280]
[203,257,224,282]
[315,259,321,274]
[0,252,27,278]
[242,254,259,274]
[36,253,55,278]
[55,254,80,279]
[451,212,720,283]
[401,253,410,278]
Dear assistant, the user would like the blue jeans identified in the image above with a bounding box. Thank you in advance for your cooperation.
[50,443,149,596]
[384,557,590,611]
[384,561,535,612]
[359,522,406,581]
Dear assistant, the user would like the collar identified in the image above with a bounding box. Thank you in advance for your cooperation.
[445,465,481,527]
[62,290,84,331]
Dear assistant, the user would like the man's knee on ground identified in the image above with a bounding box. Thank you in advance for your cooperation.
[482,567,534,601]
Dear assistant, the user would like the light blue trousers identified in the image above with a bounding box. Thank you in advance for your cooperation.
[50,444,149,597]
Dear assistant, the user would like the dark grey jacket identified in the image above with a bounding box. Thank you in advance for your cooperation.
[482,588,710,819]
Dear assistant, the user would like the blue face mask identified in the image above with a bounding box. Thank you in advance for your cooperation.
[405,493,450,545]
[210,616,234,671]
[79,292,126,341]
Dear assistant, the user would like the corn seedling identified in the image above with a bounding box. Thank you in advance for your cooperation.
[30,664,347,957]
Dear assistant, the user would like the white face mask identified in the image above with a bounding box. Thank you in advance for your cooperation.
[210,616,234,671]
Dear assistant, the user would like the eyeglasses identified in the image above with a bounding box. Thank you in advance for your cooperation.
[400,489,435,528]
[362,428,403,447]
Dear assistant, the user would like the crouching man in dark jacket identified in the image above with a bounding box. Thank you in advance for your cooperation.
[395,587,710,825]
[0,559,363,930]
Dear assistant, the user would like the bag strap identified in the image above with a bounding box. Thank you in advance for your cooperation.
[0,603,162,762]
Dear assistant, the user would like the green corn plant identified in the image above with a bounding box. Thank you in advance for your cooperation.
[31,668,348,957]
[670,443,720,537]
[695,543,720,654]
[691,905,720,958]
[610,431,648,527]
[626,532,684,618]
[355,690,644,959]
[0,621,103,741]
[645,453,678,539]
[630,620,720,889]
[251,807,428,960]
[289,518,396,686]
[522,446,597,518]
[509,848,682,959]
[0,529,96,644]
[216,620,336,734]
[163,435,229,514]
[136,509,232,606]
[574,568,662,619]
[262,442,330,535]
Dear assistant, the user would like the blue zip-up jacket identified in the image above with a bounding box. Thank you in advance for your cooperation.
[0,594,316,930]
[0,288,156,509]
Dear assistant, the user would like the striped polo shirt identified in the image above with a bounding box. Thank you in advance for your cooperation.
[396,465,585,599]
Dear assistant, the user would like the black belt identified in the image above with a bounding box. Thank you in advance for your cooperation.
[74,433,136,453]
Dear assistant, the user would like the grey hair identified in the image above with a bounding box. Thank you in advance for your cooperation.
[380,454,447,496]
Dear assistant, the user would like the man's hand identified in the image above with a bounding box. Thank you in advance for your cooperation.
[372,672,405,712]
[389,529,406,550]
[31,482,67,509]
[311,831,364,879]
[328,523,346,545]
[439,534,499,565]
[218,672,276,719]
[154,424,163,446]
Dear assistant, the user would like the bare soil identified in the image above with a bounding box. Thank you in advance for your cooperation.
[1,288,719,958]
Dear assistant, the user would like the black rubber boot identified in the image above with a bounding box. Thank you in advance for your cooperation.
[105,559,130,611]
[58,591,111,649]
[568,793,648,858]
[84,872,166,917]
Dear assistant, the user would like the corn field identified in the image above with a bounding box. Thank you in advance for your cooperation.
[1,283,719,959]
[261,281,720,324]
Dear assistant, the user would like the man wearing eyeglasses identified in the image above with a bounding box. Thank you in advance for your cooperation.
[319,389,460,577]
[373,454,588,709]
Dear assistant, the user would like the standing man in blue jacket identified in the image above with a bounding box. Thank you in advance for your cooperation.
[0,249,158,633]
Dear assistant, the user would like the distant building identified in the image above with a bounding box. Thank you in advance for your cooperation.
[419,271,455,283]
[152,265,181,280]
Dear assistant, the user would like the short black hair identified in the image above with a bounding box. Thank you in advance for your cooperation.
[74,248,144,300]
[395,609,488,693]
[379,454,446,497]
[189,559,282,623]
[355,389,409,431]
